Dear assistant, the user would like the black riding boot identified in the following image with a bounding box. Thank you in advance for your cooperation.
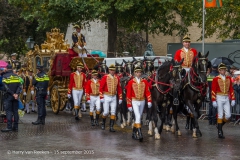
[75,109,80,120]
[41,117,45,125]
[109,119,116,132]
[32,117,42,125]
[132,127,138,140]
[95,114,99,126]
[185,116,190,129]
[137,128,143,142]
[218,123,225,139]
[101,118,106,130]
[90,115,95,126]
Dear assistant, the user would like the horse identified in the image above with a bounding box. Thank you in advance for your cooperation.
[165,58,185,135]
[93,60,108,78]
[148,60,173,139]
[181,52,209,138]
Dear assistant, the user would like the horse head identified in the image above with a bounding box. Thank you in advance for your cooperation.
[192,51,209,83]
[170,58,184,91]
[115,61,124,75]
[143,56,156,76]
[123,59,134,76]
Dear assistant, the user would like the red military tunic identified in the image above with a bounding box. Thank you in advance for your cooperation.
[68,71,86,94]
[126,78,152,107]
[85,78,100,101]
[174,48,197,68]
[99,74,122,100]
[211,75,235,101]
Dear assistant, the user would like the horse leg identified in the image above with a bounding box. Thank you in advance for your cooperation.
[186,100,199,138]
[194,106,202,137]
[154,112,160,139]
[148,120,153,136]
[173,105,181,136]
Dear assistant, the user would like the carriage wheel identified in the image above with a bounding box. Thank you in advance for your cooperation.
[51,85,60,114]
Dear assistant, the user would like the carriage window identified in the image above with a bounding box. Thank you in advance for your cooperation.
[35,56,42,67]
[42,57,50,69]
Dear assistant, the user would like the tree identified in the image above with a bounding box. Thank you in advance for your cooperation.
[9,0,240,57]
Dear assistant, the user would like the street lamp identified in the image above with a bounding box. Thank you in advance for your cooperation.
[26,37,35,49]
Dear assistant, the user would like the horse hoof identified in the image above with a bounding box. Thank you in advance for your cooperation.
[155,133,161,139]
[166,126,170,132]
[123,122,126,127]
[127,122,130,126]
[121,124,124,129]
[177,131,182,136]
[78,113,82,118]
[171,127,175,133]
[148,130,153,136]
[192,133,197,138]
[163,125,166,130]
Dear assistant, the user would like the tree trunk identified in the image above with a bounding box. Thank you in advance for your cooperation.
[107,14,117,58]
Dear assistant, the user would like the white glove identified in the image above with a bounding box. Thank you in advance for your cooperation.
[78,46,82,50]
[67,94,71,98]
[31,91,34,95]
[100,99,104,103]
[47,91,50,95]
[23,92,27,96]
[87,100,90,104]
[148,102,152,108]
[119,100,122,104]
[231,100,236,107]
[213,101,217,108]
[128,107,133,112]
[83,46,86,49]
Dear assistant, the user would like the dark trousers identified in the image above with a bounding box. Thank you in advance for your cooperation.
[36,93,47,119]
[209,102,217,124]
[5,95,19,129]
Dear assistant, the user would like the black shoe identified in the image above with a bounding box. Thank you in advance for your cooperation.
[101,118,106,130]
[81,110,87,112]
[75,116,80,120]
[1,128,12,132]
[109,119,116,132]
[32,110,36,113]
[32,118,43,125]
[12,128,18,132]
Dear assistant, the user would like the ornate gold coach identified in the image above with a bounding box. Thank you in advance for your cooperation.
[23,28,104,114]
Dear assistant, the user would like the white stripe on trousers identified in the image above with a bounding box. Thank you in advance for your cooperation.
[72,89,84,107]
[103,94,117,116]
[216,95,231,120]
[132,100,145,124]
[89,96,101,112]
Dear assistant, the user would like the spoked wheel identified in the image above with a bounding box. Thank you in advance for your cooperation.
[51,85,60,114]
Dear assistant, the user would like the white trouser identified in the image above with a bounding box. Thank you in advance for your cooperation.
[103,94,117,116]
[25,100,35,112]
[216,95,231,120]
[132,100,145,124]
[72,89,84,107]
[79,53,87,57]
[89,96,101,112]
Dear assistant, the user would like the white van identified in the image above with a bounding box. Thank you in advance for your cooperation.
[103,56,172,68]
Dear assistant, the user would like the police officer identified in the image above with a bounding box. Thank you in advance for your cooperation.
[32,65,49,125]
[1,64,22,132]
[207,65,219,125]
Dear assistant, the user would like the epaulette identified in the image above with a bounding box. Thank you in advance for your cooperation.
[72,32,78,36]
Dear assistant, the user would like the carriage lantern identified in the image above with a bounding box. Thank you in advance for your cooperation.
[26,36,35,49]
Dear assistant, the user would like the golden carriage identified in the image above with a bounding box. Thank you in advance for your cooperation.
[24,28,104,114]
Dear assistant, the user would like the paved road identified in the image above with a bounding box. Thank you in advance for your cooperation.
[0,108,240,160]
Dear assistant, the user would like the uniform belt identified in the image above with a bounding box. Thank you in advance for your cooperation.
[132,98,145,101]
[90,93,99,96]
[36,88,44,91]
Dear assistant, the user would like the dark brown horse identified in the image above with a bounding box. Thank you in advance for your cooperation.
[181,52,209,138]
[148,60,173,139]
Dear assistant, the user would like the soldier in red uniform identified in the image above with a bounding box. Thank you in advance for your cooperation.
[212,63,235,139]
[126,66,152,142]
[99,64,122,132]
[174,35,197,69]
[85,70,101,126]
[68,62,86,120]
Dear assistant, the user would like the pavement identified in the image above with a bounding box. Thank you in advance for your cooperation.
[0,107,240,160]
